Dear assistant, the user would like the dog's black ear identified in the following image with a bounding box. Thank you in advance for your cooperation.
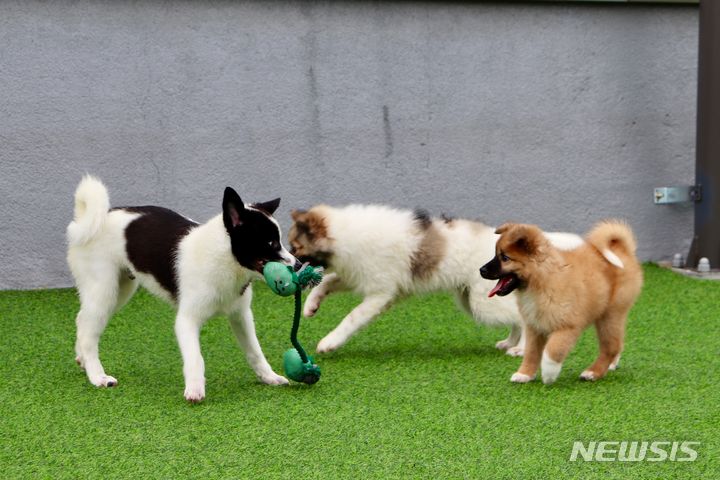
[254,198,281,215]
[223,187,245,231]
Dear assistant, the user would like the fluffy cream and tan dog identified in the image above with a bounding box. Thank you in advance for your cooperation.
[480,220,643,384]
[288,204,583,354]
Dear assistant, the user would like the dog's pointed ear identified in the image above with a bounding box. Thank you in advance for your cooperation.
[223,187,245,231]
[254,198,281,215]
[513,234,532,254]
[495,223,515,235]
[508,225,543,255]
[291,209,308,221]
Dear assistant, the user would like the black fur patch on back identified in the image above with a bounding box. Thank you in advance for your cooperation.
[118,206,198,299]
[441,213,455,224]
[413,208,432,230]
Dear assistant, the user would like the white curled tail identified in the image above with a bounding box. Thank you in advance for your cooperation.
[586,220,638,269]
[66,175,110,246]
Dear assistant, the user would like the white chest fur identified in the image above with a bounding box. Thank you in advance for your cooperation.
[516,291,570,333]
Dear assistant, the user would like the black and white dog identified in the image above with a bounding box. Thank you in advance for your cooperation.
[66,176,298,402]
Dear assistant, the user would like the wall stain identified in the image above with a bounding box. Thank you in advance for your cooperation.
[302,23,324,172]
[383,104,393,163]
[308,66,320,129]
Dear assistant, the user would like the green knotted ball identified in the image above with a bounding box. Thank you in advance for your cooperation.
[283,348,321,384]
[263,262,298,296]
[262,262,323,295]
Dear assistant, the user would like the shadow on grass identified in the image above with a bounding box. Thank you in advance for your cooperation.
[313,343,504,362]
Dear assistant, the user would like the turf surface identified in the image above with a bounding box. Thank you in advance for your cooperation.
[0,264,717,479]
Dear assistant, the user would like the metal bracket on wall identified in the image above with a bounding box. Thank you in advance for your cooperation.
[653,185,702,204]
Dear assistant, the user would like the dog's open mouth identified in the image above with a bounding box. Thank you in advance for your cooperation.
[488,274,519,297]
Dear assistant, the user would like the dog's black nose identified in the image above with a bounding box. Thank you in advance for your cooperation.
[294,259,303,271]
[480,266,488,277]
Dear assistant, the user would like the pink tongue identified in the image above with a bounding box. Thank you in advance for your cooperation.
[488,277,512,298]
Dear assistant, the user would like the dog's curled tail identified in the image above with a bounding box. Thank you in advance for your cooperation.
[67,175,110,246]
[587,220,638,269]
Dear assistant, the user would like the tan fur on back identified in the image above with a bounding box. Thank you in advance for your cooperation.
[410,223,447,280]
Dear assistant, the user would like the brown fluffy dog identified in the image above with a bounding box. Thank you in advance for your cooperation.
[480,220,643,384]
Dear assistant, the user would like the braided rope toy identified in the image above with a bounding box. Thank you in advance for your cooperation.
[262,262,323,384]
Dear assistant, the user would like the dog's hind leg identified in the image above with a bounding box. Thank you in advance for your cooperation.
[228,286,288,386]
[581,310,627,381]
[316,292,394,353]
[113,271,139,314]
[74,273,121,387]
[303,272,347,317]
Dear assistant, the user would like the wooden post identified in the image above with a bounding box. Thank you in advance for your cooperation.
[687,0,720,267]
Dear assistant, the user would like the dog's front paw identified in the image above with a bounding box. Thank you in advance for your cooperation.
[579,370,598,381]
[316,334,343,353]
[259,372,289,386]
[90,374,118,387]
[542,371,560,385]
[495,339,513,351]
[303,299,320,318]
[506,346,525,357]
[510,372,535,383]
[184,384,206,403]
[541,354,562,385]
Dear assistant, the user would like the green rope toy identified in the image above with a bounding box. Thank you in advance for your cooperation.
[262,261,323,384]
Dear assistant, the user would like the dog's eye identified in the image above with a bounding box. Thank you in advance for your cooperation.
[268,240,279,249]
[500,253,510,262]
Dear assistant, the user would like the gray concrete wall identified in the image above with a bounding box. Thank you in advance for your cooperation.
[0,1,698,290]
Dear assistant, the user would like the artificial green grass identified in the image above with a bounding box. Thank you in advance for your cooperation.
[0,264,717,479]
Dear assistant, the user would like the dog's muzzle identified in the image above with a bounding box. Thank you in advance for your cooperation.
[481,257,520,298]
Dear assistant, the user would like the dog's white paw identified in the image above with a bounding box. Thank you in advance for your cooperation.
[90,374,118,388]
[184,384,206,403]
[542,372,560,385]
[258,372,289,386]
[506,346,525,357]
[495,339,513,351]
[303,299,320,318]
[609,354,621,371]
[541,352,562,385]
[510,372,535,383]
[316,335,343,353]
[579,370,597,381]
